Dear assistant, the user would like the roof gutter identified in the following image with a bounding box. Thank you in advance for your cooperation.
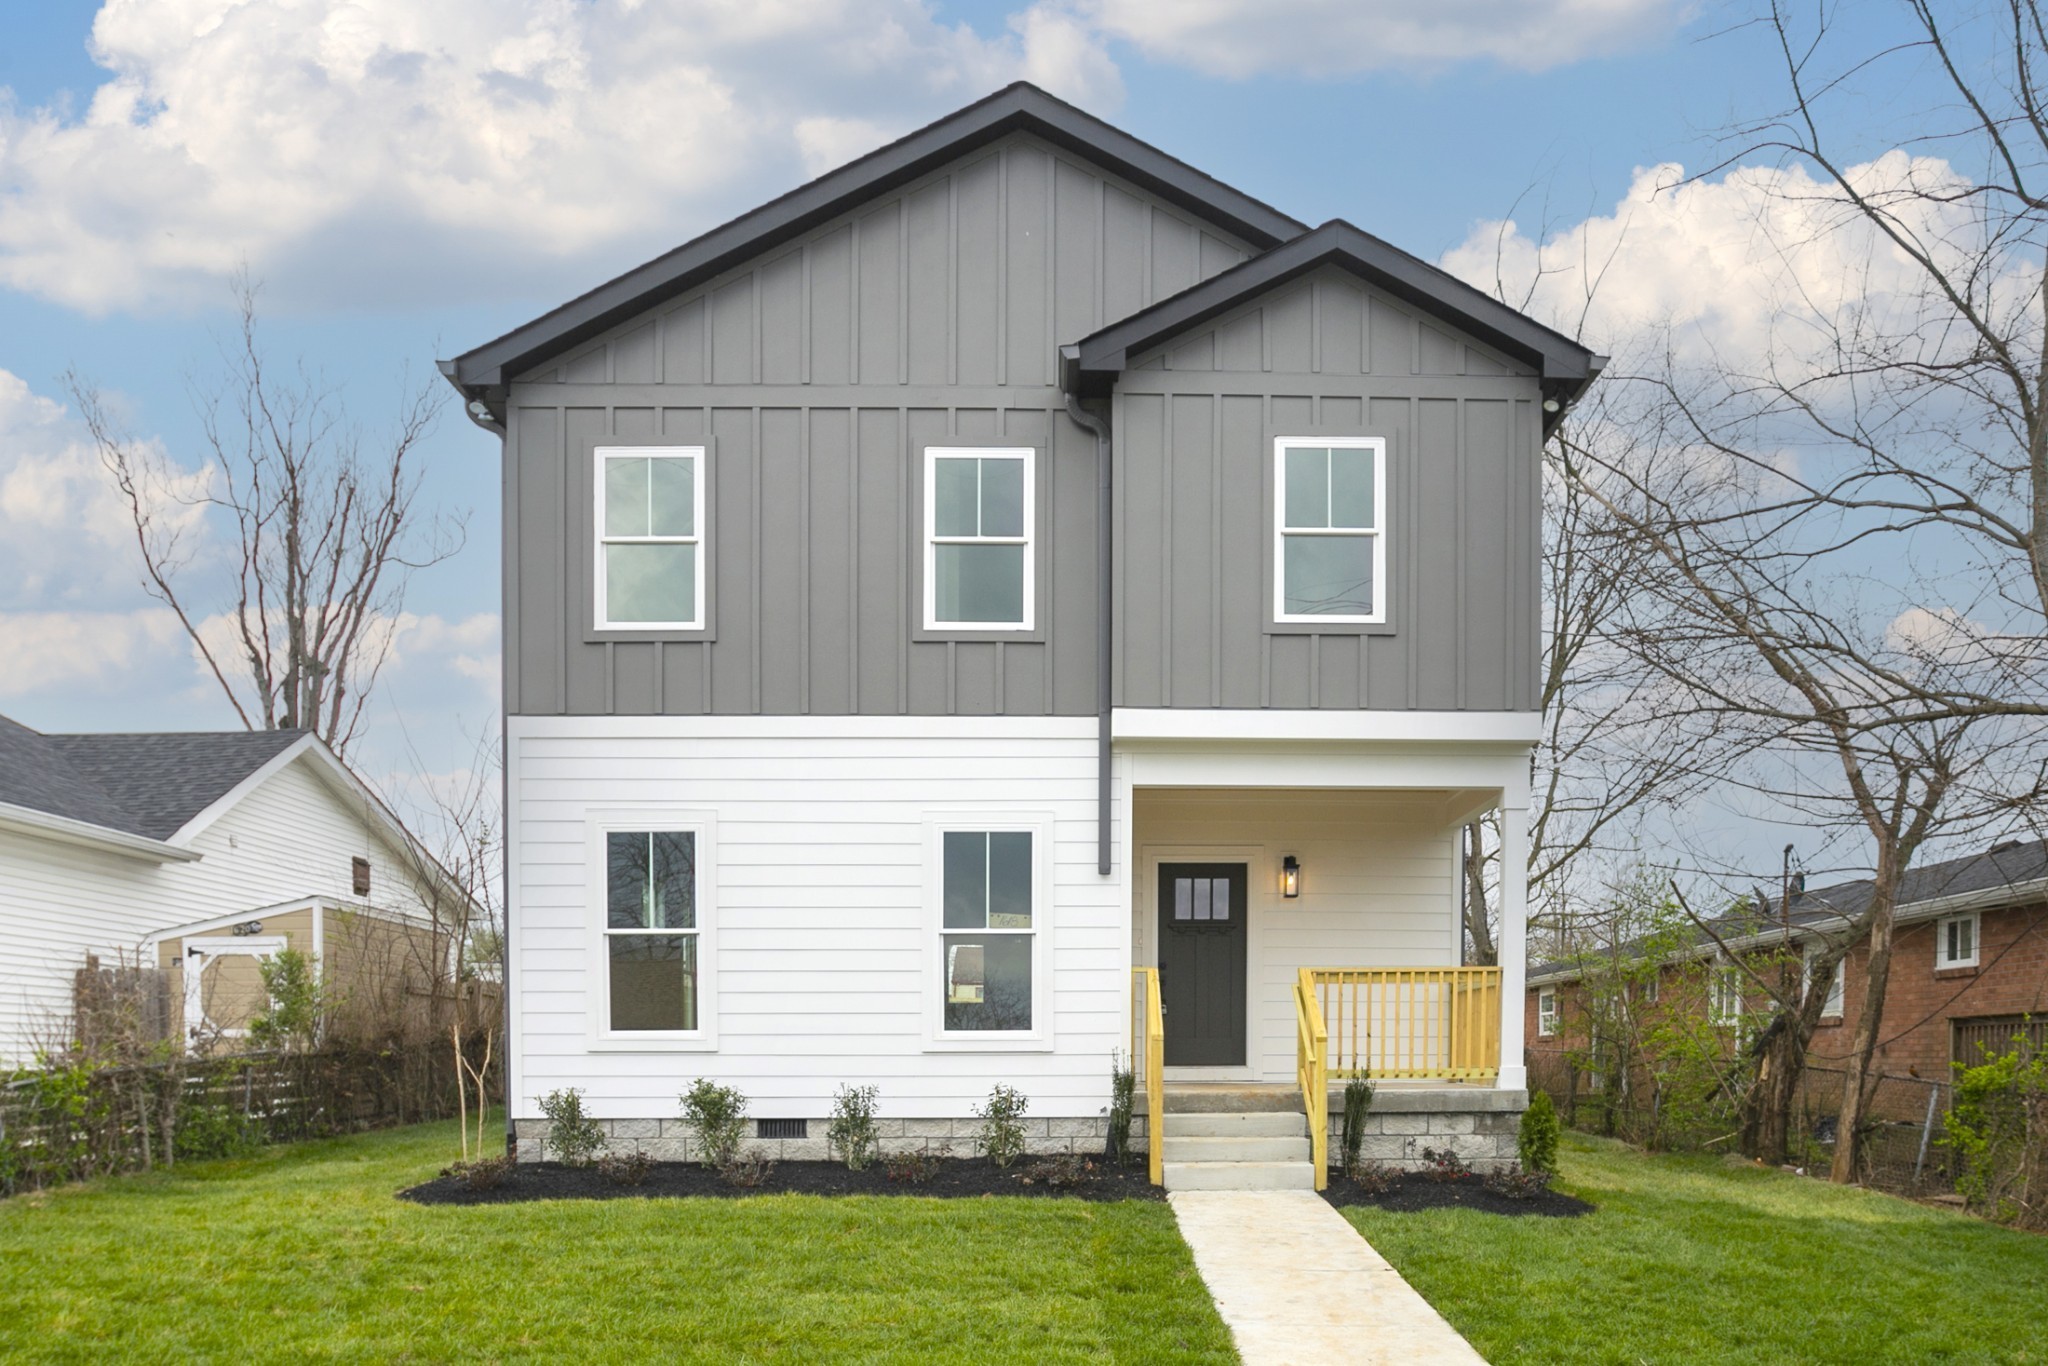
[0,802,203,863]
[1062,352,1113,877]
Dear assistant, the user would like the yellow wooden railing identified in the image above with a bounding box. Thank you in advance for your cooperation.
[1311,967,1502,1081]
[1132,966,1165,1186]
[1294,968,1329,1191]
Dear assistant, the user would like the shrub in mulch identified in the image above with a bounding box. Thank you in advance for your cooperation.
[400,1155,1163,1206]
[1322,1165,1593,1218]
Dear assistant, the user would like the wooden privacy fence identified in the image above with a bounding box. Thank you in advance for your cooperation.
[1311,967,1501,1080]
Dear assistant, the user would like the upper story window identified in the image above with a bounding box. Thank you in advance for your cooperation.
[1273,437,1386,624]
[925,447,1033,631]
[1710,965,1744,1027]
[597,446,705,629]
[1537,988,1558,1037]
[1938,912,1980,969]
[1804,946,1845,1017]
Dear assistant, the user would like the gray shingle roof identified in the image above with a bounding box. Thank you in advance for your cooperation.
[1531,836,2048,982]
[0,712,306,841]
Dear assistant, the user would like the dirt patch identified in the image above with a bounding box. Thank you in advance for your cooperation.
[400,1156,1165,1206]
[1321,1171,1594,1218]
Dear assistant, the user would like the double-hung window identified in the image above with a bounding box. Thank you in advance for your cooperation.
[597,446,705,629]
[1804,946,1845,1017]
[1274,436,1385,623]
[1537,988,1559,1038]
[603,830,700,1032]
[1938,912,1980,969]
[939,829,1036,1033]
[925,447,1033,630]
[1710,965,1744,1028]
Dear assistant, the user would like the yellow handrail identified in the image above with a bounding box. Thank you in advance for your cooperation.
[1133,966,1165,1186]
[1310,967,1502,1081]
[1295,967,1329,1191]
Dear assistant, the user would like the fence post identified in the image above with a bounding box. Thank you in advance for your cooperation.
[1913,1083,1941,1186]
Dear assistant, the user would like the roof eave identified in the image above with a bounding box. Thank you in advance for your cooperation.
[0,801,204,863]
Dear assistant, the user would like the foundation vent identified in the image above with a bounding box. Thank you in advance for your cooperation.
[757,1119,807,1140]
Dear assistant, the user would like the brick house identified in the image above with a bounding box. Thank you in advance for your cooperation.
[1525,838,2048,1097]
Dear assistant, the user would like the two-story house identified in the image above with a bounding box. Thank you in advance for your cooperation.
[441,84,1601,1189]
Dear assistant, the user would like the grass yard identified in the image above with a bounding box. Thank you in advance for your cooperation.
[1347,1133,2048,1365]
[0,1118,1234,1364]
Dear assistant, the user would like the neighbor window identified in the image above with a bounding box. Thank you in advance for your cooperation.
[597,446,705,629]
[1804,946,1845,1017]
[1938,912,1980,969]
[1710,966,1744,1027]
[925,447,1033,630]
[1537,988,1559,1038]
[1273,437,1385,623]
[604,830,699,1032]
[940,830,1035,1032]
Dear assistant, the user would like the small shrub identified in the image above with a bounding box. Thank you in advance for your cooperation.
[1017,1152,1094,1189]
[444,1155,513,1190]
[1419,1147,1471,1183]
[1105,1050,1137,1164]
[597,1150,656,1187]
[1518,1090,1562,1176]
[1348,1159,1401,1196]
[721,1147,776,1188]
[974,1084,1030,1168]
[247,949,325,1052]
[1943,1045,2048,1228]
[826,1084,881,1172]
[679,1079,749,1170]
[1483,1162,1553,1201]
[1339,1073,1376,1177]
[884,1142,952,1184]
[173,1100,263,1161]
[538,1088,606,1167]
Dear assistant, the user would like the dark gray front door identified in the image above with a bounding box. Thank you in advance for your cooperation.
[1158,863,1249,1067]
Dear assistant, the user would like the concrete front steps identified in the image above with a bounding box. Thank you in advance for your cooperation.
[1161,1109,1315,1191]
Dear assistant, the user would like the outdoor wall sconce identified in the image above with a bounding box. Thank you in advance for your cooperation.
[1281,855,1301,898]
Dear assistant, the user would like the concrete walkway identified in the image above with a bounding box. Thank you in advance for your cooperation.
[1169,1190,1485,1365]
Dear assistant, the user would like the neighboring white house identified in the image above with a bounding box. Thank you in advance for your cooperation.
[0,712,458,1066]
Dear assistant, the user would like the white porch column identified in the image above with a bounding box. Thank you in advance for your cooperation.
[1497,801,1529,1092]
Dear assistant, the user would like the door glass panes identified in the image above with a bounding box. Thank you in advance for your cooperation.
[1172,876,1231,922]
[604,830,698,1031]
[929,452,1029,627]
[1278,442,1379,619]
[941,830,1033,1030]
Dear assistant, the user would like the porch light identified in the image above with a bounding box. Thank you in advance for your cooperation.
[1281,855,1301,898]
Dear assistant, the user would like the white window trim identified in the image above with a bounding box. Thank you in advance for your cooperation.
[1710,964,1744,1028]
[1272,435,1388,625]
[594,445,707,631]
[922,446,1035,632]
[1937,912,1981,969]
[1537,988,1558,1038]
[583,808,719,1051]
[1804,946,1845,1017]
[923,811,1055,1051]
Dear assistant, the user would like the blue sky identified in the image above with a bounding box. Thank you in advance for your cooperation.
[0,0,1962,871]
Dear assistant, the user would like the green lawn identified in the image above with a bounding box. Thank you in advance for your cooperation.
[1346,1133,2048,1365]
[0,1118,1234,1364]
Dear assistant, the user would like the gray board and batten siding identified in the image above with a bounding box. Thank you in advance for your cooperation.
[498,135,1550,721]
[1113,264,1544,714]
[504,132,1255,719]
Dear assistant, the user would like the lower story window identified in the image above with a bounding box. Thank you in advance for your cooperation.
[942,829,1034,1032]
[605,830,698,1031]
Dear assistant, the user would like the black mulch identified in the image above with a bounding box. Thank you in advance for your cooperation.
[400,1157,1166,1206]
[1321,1171,1594,1218]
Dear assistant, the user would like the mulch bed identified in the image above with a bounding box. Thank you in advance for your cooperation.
[1321,1171,1594,1218]
[400,1156,1165,1206]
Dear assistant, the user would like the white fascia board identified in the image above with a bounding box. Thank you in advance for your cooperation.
[509,714,1097,741]
[0,801,203,863]
[1111,708,1543,746]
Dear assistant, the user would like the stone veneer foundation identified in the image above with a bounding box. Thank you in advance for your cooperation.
[512,1116,1112,1164]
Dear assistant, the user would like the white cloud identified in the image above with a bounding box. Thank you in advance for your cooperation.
[0,608,186,696]
[1438,151,2029,373]
[0,0,1122,313]
[1076,0,1684,78]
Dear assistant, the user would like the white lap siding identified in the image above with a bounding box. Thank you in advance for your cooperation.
[506,717,1120,1124]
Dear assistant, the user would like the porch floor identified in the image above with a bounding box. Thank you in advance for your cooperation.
[1170,1190,1484,1365]
[1162,1081,1519,1113]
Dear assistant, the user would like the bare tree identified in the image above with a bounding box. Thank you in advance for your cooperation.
[66,281,461,755]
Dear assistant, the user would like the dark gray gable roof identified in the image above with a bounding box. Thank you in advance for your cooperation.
[0,712,307,842]
[1063,219,1604,431]
[441,82,1309,406]
[1530,837,2048,981]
